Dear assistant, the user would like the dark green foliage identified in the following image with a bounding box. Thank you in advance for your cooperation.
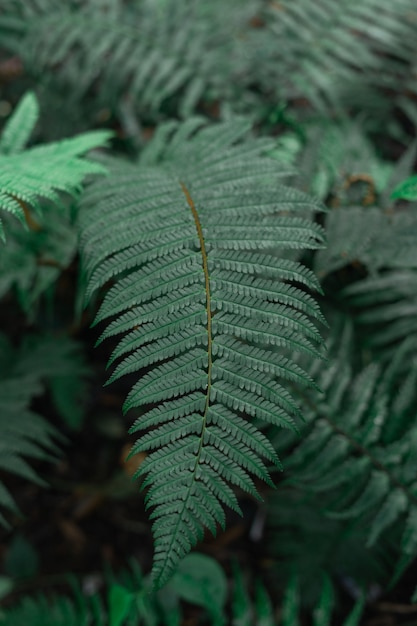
[0,0,251,121]
[254,0,417,121]
[79,118,325,586]
[279,573,365,626]
[273,324,417,585]
[267,488,392,604]
[2,0,417,126]
[0,557,365,625]
[0,333,90,524]
[0,594,85,626]
[0,202,77,313]
[1,0,417,620]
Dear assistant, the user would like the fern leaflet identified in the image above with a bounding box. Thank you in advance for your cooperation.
[0,92,111,240]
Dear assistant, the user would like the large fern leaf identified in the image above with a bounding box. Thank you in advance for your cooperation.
[79,119,325,586]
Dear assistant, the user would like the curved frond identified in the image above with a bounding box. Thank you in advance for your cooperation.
[276,324,417,584]
[0,0,250,119]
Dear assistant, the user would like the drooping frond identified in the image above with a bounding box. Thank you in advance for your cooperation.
[79,119,325,587]
[0,0,252,120]
[275,324,417,584]
[0,333,90,524]
[0,92,111,240]
[2,0,416,125]
[254,0,417,121]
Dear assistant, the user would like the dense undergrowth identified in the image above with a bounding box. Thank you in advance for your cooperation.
[1,0,417,624]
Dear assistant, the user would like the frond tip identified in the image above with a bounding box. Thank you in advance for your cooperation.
[80,119,325,587]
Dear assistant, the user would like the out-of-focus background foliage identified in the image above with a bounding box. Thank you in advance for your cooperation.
[1,0,417,623]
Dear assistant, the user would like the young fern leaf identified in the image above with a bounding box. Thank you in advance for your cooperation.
[0,92,112,240]
[79,119,325,587]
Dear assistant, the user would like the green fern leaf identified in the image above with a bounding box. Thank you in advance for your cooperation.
[80,119,325,587]
[0,333,90,525]
[0,91,39,155]
[0,93,111,240]
[0,1,248,120]
[277,324,417,583]
[0,201,77,313]
[344,270,417,356]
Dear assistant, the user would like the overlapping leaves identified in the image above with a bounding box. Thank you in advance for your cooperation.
[276,324,417,583]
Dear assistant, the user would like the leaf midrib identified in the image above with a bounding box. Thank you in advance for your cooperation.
[153,182,213,585]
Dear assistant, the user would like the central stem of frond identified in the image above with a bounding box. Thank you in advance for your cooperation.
[180,181,212,452]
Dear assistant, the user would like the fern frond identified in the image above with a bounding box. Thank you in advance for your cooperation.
[255,0,416,120]
[0,202,77,313]
[2,0,417,125]
[0,339,59,526]
[0,92,111,240]
[80,119,325,587]
[0,0,250,120]
[276,325,417,583]
[0,333,90,524]
[344,270,417,356]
